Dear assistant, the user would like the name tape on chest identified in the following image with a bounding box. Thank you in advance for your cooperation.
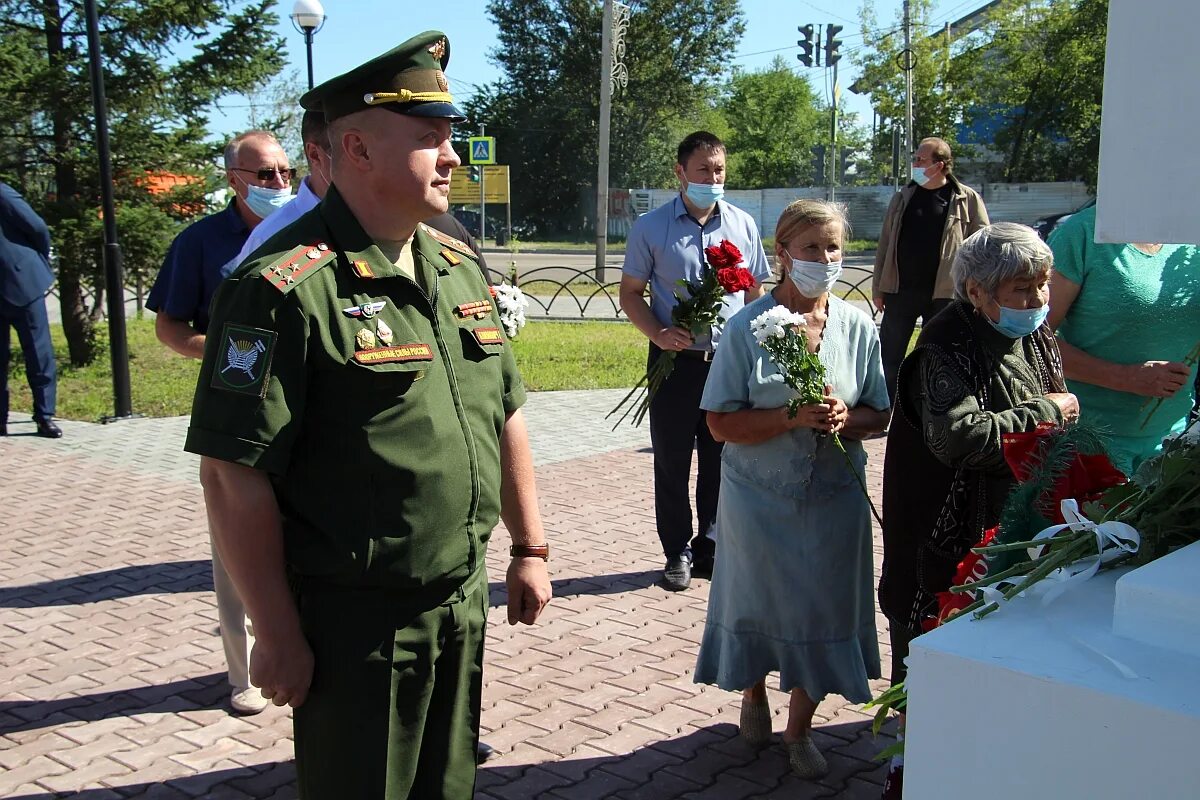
[472,327,504,346]
[260,243,334,293]
[353,343,435,364]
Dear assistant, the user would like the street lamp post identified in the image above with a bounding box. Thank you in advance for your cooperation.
[290,0,326,90]
[83,0,133,421]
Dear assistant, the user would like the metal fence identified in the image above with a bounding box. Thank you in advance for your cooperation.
[484,263,880,324]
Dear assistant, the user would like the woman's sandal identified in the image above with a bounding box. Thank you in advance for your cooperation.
[739,697,773,745]
[785,735,829,779]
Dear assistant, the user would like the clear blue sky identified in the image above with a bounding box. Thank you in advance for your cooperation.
[212,1,980,142]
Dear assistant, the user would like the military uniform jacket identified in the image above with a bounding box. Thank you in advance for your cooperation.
[185,186,526,600]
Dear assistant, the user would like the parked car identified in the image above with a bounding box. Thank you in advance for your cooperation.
[1033,198,1096,241]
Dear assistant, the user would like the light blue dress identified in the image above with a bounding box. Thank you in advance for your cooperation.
[694,293,889,703]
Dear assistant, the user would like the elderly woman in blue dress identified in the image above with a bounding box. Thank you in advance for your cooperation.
[694,199,891,778]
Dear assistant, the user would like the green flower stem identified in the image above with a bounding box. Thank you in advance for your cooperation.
[829,432,884,528]
[948,559,1037,593]
[973,535,1095,620]
[607,371,650,431]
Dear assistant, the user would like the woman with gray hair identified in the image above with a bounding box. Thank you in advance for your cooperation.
[875,222,1079,798]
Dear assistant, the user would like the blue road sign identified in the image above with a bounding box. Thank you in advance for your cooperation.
[468,136,496,165]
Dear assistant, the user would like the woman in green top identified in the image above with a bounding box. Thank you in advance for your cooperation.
[1047,204,1200,476]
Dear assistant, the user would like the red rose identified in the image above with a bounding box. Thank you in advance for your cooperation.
[716,266,756,294]
[704,240,743,270]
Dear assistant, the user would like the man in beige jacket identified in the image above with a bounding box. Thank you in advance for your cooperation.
[872,137,989,400]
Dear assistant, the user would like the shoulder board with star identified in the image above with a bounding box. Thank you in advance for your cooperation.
[418,223,476,260]
[259,242,337,294]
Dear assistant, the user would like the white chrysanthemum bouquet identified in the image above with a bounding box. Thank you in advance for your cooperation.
[490,284,529,339]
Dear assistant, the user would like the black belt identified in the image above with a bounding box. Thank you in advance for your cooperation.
[675,348,713,362]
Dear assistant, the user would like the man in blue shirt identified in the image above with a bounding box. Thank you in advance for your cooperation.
[147,129,291,715]
[619,131,770,591]
[149,130,292,357]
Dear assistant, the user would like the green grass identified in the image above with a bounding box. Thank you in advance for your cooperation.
[6,318,202,421]
[510,321,644,391]
[6,318,646,421]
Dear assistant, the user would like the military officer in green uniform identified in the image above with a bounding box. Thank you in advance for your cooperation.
[185,31,553,800]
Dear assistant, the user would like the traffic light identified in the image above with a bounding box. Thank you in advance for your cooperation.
[838,146,854,182]
[467,166,481,182]
[797,24,815,68]
[811,144,827,184]
[825,24,844,67]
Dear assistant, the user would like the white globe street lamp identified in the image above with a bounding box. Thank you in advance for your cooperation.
[290,0,326,89]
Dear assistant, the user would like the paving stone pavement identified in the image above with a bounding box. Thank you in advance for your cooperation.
[0,391,895,799]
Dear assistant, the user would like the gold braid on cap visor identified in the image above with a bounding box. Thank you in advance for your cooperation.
[363,90,454,105]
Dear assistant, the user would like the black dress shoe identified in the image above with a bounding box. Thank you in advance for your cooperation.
[35,418,63,438]
[663,554,692,592]
[476,740,495,764]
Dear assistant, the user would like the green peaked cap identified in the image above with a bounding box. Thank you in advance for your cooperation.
[300,30,466,122]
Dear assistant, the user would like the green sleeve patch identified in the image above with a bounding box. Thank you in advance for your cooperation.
[210,323,278,397]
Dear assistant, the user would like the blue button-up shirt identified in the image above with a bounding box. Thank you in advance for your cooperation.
[147,199,250,335]
[622,194,771,349]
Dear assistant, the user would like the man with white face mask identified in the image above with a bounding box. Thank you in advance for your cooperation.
[145,129,292,716]
[620,131,771,592]
[872,137,988,401]
[232,112,330,267]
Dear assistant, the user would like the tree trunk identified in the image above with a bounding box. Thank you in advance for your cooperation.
[43,0,96,366]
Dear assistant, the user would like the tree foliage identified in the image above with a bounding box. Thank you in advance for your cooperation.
[465,0,743,237]
[0,1,285,365]
[853,0,1108,186]
[853,0,969,182]
[718,57,828,189]
[958,0,1107,185]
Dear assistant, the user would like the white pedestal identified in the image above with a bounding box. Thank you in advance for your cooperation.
[904,542,1200,800]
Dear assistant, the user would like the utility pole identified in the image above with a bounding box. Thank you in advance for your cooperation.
[903,0,914,166]
[826,24,843,202]
[596,0,614,283]
[595,1,630,283]
[478,123,486,243]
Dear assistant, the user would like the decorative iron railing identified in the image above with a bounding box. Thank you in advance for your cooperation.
[485,264,880,324]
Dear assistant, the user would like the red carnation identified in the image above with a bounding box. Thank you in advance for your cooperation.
[704,240,743,270]
[489,285,498,299]
[716,266,756,294]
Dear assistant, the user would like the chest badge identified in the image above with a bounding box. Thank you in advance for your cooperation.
[342,301,387,319]
[376,319,394,345]
[355,328,377,350]
[352,260,375,279]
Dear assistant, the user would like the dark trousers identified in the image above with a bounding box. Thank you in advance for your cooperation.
[647,344,722,562]
[294,577,487,800]
[879,288,951,402]
[0,296,57,421]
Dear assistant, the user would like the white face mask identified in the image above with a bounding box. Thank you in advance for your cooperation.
[786,252,843,298]
[911,166,930,186]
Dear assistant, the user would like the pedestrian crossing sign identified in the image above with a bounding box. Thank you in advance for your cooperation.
[468,136,496,165]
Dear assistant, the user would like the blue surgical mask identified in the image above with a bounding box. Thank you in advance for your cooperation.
[985,301,1050,338]
[239,181,293,220]
[685,181,724,208]
[786,253,843,298]
[911,166,930,186]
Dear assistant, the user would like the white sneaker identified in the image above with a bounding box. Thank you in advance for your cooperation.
[230,687,270,715]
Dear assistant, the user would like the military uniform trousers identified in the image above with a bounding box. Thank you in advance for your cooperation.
[293,569,488,800]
